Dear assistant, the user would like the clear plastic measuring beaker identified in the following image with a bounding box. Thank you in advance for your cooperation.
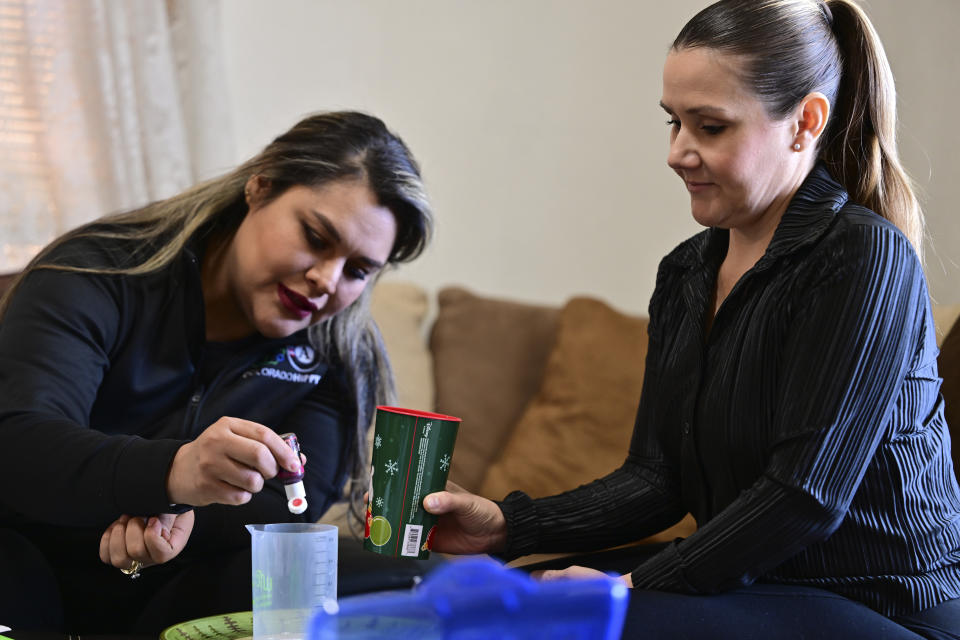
[247,523,338,639]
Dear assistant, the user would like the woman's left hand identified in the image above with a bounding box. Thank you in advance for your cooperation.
[533,565,633,587]
[98,510,195,572]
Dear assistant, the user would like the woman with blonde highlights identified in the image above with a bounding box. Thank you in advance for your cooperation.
[0,111,432,633]
[423,2,960,637]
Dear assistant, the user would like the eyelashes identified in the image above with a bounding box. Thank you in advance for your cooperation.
[302,222,327,250]
[301,222,370,282]
[664,119,727,135]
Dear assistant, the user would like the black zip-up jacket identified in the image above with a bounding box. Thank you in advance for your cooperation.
[0,232,354,557]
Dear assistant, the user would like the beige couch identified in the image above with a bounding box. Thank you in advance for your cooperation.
[340,281,960,548]
[370,282,656,501]
[4,272,958,547]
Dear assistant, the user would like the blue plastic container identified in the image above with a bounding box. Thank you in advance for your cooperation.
[308,556,629,640]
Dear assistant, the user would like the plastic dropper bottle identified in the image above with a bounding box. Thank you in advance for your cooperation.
[278,432,308,515]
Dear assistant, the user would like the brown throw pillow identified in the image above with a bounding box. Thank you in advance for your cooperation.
[370,281,434,412]
[0,272,18,300]
[430,287,560,493]
[478,296,647,500]
[936,317,960,482]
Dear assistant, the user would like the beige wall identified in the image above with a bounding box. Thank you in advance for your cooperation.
[219,0,960,315]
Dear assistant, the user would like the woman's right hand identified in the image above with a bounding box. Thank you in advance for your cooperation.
[166,416,302,506]
[422,481,508,555]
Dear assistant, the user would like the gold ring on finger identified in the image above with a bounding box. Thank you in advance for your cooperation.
[120,559,143,579]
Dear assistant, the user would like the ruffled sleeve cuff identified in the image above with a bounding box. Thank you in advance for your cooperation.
[495,490,541,561]
[629,540,699,593]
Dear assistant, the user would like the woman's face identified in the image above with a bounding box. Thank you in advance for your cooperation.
[661,47,799,231]
[217,178,396,340]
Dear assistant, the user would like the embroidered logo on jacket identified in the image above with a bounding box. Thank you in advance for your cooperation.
[286,345,320,372]
[243,344,323,384]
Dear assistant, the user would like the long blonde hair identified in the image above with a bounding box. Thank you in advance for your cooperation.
[672,0,923,260]
[0,111,433,525]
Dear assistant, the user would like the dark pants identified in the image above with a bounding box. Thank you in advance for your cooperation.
[520,543,960,640]
[0,527,441,635]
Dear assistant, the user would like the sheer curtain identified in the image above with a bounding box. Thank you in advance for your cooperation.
[0,0,234,272]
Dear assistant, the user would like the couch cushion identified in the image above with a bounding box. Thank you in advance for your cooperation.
[370,280,434,412]
[320,280,433,532]
[933,303,960,347]
[478,296,647,500]
[0,272,18,300]
[430,287,560,493]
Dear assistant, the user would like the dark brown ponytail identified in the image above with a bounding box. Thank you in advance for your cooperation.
[822,0,922,258]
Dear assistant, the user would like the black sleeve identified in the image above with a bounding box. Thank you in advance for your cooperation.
[0,269,185,527]
[183,367,355,554]
[498,260,688,558]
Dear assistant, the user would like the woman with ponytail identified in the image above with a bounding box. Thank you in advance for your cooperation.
[0,111,432,633]
[423,2,960,637]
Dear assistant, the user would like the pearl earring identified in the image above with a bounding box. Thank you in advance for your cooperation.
[793,143,801,151]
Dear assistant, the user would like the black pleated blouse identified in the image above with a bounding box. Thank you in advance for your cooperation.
[499,164,960,616]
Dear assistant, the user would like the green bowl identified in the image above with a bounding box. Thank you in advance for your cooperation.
[160,611,252,639]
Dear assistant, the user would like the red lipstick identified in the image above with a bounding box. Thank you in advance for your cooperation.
[277,284,317,320]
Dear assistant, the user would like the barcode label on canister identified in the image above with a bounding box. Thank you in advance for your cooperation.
[401,524,423,556]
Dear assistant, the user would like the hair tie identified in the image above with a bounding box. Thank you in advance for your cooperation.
[820,1,834,28]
